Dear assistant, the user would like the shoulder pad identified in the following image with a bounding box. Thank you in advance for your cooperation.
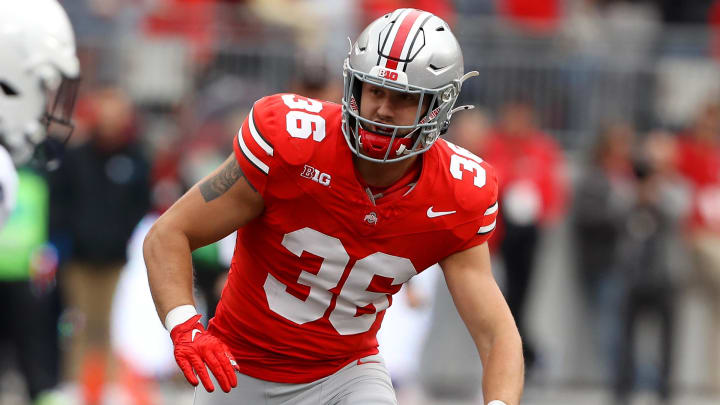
[434,140,498,213]
[430,140,499,240]
[251,93,340,166]
[233,93,341,196]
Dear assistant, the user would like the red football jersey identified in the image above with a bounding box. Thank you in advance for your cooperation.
[209,93,499,383]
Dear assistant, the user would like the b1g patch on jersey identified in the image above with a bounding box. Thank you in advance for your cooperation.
[300,164,331,187]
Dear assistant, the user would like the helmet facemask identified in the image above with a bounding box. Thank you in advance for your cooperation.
[0,69,80,168]
[38,75,80,170]
[342,61,449,162]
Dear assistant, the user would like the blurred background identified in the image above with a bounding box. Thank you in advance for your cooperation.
[1,0,720,404]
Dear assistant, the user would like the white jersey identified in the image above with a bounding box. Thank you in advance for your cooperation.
[0,145,18,228]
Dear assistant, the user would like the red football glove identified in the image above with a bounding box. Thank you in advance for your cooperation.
[169,314,239,393]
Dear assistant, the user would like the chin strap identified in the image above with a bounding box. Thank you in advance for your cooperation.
[449,104,475,118]
[460,70,479,83]
[439,105,475,135]
[448,71,479,121]
[439,71,479,135]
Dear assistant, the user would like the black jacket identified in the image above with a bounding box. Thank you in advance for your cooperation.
[49,138,150,264]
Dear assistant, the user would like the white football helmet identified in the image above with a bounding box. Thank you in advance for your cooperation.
[0,0,80,165]
[342,8,477,162]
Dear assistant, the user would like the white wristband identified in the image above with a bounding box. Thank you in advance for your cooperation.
[487,401,508,405]
[164,305,198,332]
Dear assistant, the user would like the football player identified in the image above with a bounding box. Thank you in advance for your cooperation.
[0,2,80,404]
[0,0,80,228]
[145,8,524,405]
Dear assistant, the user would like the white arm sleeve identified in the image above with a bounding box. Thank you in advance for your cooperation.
[0,146,18,229]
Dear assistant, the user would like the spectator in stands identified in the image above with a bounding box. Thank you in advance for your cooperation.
[49,85,150,405]
[248,0,356,69]
[454,0,495,16]
[445,107,491,152]
[571,122,635,381]
[675,101,720,393]
[480,99,567,372]
[289,54,343,104]
[614,137,687,404]
[143,0,219,67]
[710,0,720,60]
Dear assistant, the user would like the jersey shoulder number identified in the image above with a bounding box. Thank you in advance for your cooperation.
[433,139,499,239]
[233,93,339,194]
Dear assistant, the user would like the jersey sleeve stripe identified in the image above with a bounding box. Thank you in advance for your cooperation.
[248,107,274,156]
[484,202,498,216]
[237,127,270,175]
[477,220,496,235]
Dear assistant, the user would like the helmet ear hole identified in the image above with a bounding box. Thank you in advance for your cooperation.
[0,81,19,96]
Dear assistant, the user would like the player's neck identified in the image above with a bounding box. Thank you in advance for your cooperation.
[354,155,420,188]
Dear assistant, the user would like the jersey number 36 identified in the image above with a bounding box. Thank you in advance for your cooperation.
[264,227,417,336]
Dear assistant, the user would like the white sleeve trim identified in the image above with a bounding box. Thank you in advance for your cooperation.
[484,202,498,216]
[238,127,270,174]
[477,220,496,235]
[248,107,273,156]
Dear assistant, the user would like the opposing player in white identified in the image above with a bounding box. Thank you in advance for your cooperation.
[0,2,80,404]
[0,0,80,228]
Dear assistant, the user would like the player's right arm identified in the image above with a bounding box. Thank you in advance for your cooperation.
[143,154,263,393]
[144,154,263,322]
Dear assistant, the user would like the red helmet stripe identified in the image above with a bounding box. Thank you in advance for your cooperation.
[384,9,423,70]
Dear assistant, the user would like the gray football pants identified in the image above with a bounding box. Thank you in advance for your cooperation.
[193,354,398,405]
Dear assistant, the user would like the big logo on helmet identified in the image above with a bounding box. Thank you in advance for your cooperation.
[378,69,399,81]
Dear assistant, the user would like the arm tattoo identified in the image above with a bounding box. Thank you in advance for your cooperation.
[199,158,245,202]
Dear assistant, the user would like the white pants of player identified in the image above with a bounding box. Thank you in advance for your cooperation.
[193,354,398,405]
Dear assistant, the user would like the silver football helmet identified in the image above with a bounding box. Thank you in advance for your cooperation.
[0,0,80,165]
[342,8,477,163]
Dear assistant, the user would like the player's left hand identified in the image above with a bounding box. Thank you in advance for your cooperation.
[169,314,240,393]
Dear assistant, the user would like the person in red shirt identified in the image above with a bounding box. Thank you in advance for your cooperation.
[497,0,561,33]
[360,0,455,26]
[480,99,567,371]
[675,101,720,391]
[144,8,524,405]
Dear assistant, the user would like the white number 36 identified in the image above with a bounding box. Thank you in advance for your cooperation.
[448,143,486,188]
[282,94,326,141]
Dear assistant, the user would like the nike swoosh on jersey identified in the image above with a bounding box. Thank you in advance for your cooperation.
[426,206,457,218]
